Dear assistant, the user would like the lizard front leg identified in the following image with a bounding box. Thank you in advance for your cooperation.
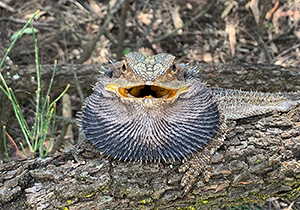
[179,115,227,193]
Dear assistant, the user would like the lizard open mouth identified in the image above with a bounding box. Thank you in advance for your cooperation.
[107,84,188,99]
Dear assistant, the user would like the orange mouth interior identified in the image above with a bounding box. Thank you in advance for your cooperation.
[118,85,179,98]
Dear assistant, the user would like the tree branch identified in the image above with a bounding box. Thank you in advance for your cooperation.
[0,104,300,209]
[151,0,218,44]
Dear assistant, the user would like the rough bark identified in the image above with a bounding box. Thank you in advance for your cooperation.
[0,63,300,209]
[5,62,300,101]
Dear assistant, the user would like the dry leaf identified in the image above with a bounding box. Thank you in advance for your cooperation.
[294,30,300,39]
[294,1,299,21]
[89,0,102,14]
[246,0,260,24]
[203,53,212,62]
[226,24,236,57]
[266,0,279,20]
[221,0,238,20]
[24,10,48,20]
[6,132,27,159]
[186,3,193,10]
[272,7,283,34]
[137,11,153,25]
[171,5,183,34]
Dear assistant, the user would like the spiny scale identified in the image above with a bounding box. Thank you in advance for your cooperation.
[82,81,220,162]
[125,52,175,81]
[80,52,300,194]
[209,87,300,120]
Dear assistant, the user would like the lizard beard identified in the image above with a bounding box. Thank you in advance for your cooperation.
[81,81,220,162]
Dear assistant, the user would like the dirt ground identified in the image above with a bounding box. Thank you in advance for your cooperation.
[1,0,300,209]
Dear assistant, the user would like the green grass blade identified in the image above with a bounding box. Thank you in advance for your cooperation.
[0,11,40,155]
[33,89,41,151]
[0,10,71,159]
[8,88,32,139]
[31,22,43,102]
[49,84,70,109]
[39,107,55,158]
[32,89,39,139]
[30,22,42,149]
[45,104,56,156]
[43,61,57,112]
[10,99,33,152]
[8,88,33,151]
[0,85,9,96]
[0,10,40,92]
[19,142,28,158]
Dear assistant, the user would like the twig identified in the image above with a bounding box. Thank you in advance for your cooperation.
[272,43,300,63]
[151,0,218,44]
[44,0,81,41]
[256,35,272,62]
[73,69,85,103]
[116,0,131,60]
[135,1,156,51]
[103,30,118,45]
[0,17,58,30]
[74,7,113,64]
[49,122,69,155]
[47,115,78,155]
[134,1,146,31]
[256,0,272,62]
[0,1,14,12]
[287,201,295,210]
[62,94,74,148]
[55,116,78,127]
[103,30,137,49]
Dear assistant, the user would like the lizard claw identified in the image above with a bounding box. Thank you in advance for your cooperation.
[178,116,227,194]
[180,165,201,194]
[179,151,211,194]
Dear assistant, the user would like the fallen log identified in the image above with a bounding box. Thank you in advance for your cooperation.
[0,62,300,209]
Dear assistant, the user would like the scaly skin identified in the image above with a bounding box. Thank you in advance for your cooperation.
[81,52,300,193]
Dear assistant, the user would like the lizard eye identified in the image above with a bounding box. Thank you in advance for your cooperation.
[122,64,127,71]
[172,64,176,72]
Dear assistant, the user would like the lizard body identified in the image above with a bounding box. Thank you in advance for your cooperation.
[80,52,300,193]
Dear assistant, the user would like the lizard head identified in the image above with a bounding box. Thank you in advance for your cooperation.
[81,52,220,162]
[104,52,190,104]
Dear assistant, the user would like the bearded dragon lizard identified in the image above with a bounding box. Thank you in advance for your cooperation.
[80,52,300,193]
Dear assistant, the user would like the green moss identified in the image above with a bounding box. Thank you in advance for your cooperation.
[176,206,195,210]
[242,192,267,204]
[136,205,145,210]
[286,184,300,199]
